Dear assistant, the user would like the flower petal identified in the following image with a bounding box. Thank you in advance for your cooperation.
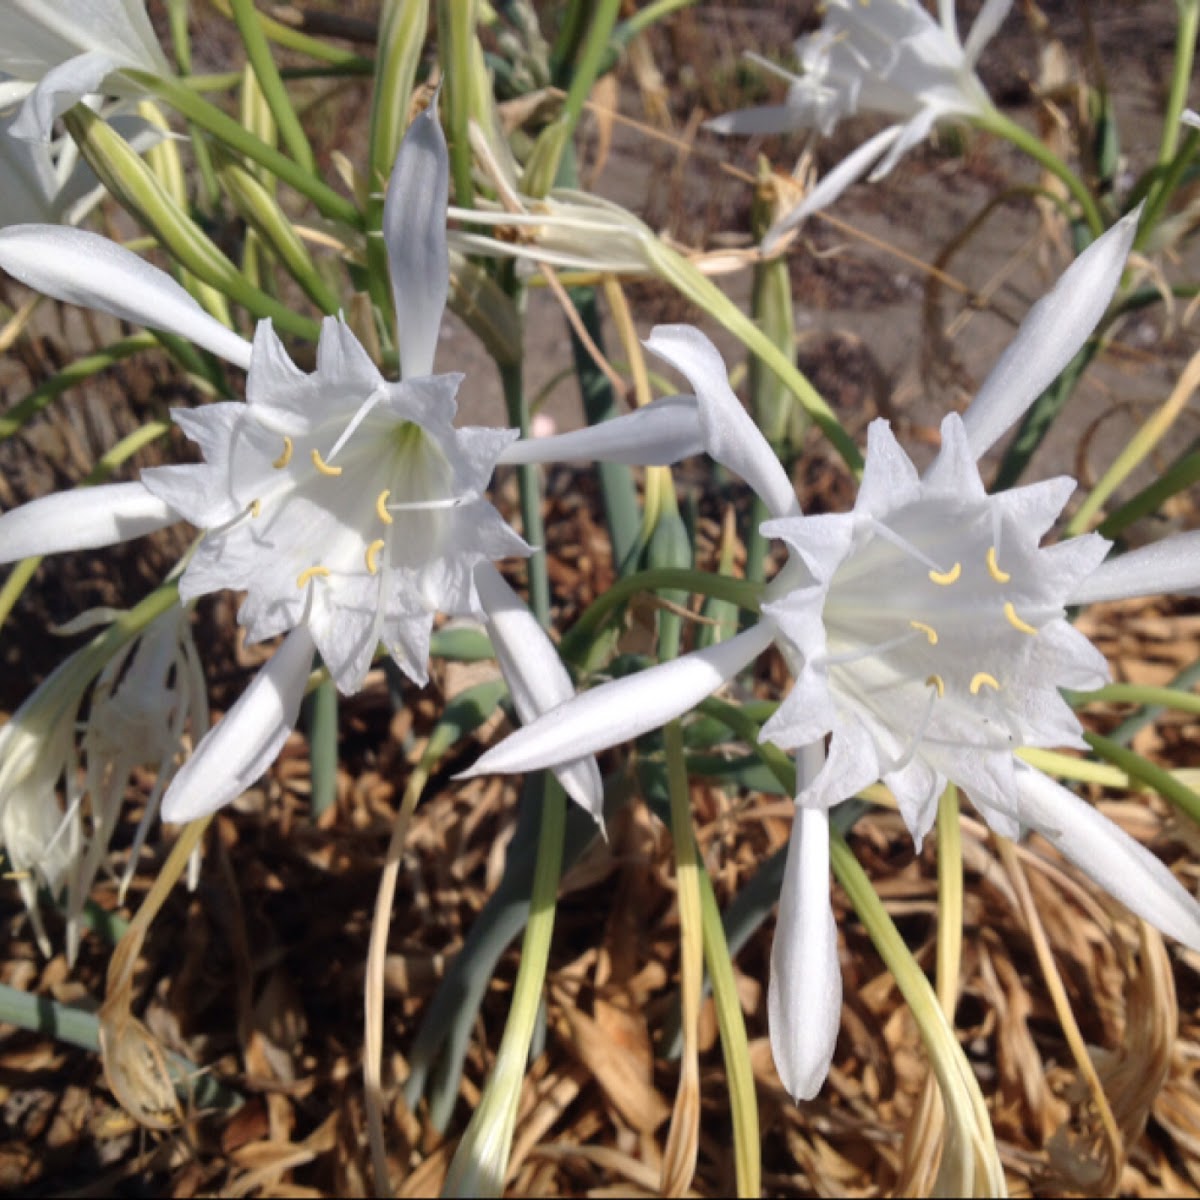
[384,103,449,380]
[962,208,1139,461]
[762,124,904,249]
[0,481,177,564]
[1068,530,1200,605]
[161,626,315,823]
[10,50,120,141]
[1016,763,1200,952]
[645,325,799,519]
[496,396,704,467]
[475,563,603,824]
[705,104,806,136]
[0,225,254,369]
[962,0,1013,68]
[768,800,841,1100]
[460,621,775,778]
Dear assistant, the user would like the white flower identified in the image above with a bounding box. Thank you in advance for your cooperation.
[708,0,1006,242]
[465,208,1200,1099]
[0,601,204,959]
[0,0,172,141]
[0,108,602,827]
[0,101,162,227]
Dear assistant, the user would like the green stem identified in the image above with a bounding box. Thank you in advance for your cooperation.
[438,0,477,210]
[696,870,760,1198]
[0,422,172,629]
[500,357,550,625]
[207,0,374,66]
[934,787,962,1018]
[559,569,763,663]
[1159,0,1200,165]
[560,0,621,130]
[976,108,1105,240]
[1083,731,1200,827]
[1137,129,1200,252]
[0,981,243,1113]
[662,720,704,1194]
[441,778,566,1197]
[0,333,158,440]
[229,0,315,173]
[830,830,1003,1194]
[1096,448,1200,539]
[130,72,361,228]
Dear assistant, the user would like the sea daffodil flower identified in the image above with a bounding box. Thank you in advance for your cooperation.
[0,0,172,141]
[0,107,601,827]
[0,600,204,959]
[708,0,1005,244]
[0,101,163,227]
[466,208,1200,1099]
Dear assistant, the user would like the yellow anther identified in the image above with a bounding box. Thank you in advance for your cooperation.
[249,498,262,518]
[925,674,945,698]
[272,436,293,469]
[909,620,939,645]
[365,538,385,575]
[928,561,962,586]
[311,448,342,477]
[375,488,394,525]
[1003,602,1037,636]
[296,565,331,588]
[969,671,1000,695]
[986,546,1011,583]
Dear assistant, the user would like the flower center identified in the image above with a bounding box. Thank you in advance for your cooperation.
[818,501,1046,753]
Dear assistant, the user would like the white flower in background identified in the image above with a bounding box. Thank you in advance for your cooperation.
[449,190,661,276]
[0,102,161,227]
[0,0,172,141]
[0,602,204,959]
[708,0,1006,243]
[468,208,1200,1099]
[0,107,602,828]
[67,602,208,954]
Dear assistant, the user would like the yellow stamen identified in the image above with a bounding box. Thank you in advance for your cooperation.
[365,538,385,575]
[249,499,262,518]
[376,488,394,525]
[1003,601,1037,636]
[925,674,945,698]
[928,561,962,586]
[296,565,330,588]
[986,546,1011,583]
[311,448,342,477]
[272,436,293,469]
[969,671,1000,695]
[909,620,939,645]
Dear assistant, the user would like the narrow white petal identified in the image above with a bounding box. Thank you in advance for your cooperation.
[10,51,119,142]
[475,564,604,824]
[0,226,253,369]
[161,627,315,823]
[963,0,1013,68]
[1184,110,1200,129]
[645,325,799,519]
[768,805,841,1100]
[496,396,703,467]
[705,105,804,136]
[0,481,176,564]
[762,125,904,250]
[1068,531,1200,605]
[963,209,1139,460]
[384,104,449,380]
[936,0,959,42]
[1016,764,1200,952]
[461,621,775,778]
